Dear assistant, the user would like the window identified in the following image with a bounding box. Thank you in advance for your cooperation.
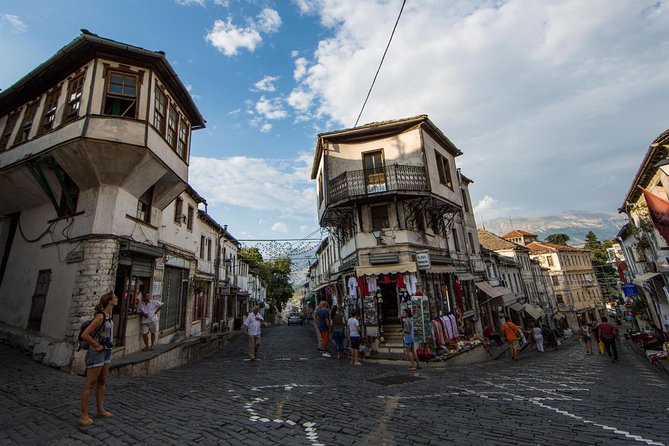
[451,227,460,252]
[200,235,206,259]
[167,104,178,148]
[177,117,189,160]
[174,197,183,224]
[317,173,323,205]
[65,74,85,120]
[58,173,79,217]
[193,282,210,321]
[546,256,554,266]
[363,150,386,193]
[0,112,19,150]
[556,294,564,304]
[104,71,137,117]
[187,204,194,230]
[39,89,61,134]
[136,187,153,224]
[468,232,476,254]
[154,88,167,134]
[207,239,212,261]
[435,151,453,189]
[370,205,389,231]
[16,102,39,144]
[28,270,52,331]
[552,276,559,286]
[461,189,470,212]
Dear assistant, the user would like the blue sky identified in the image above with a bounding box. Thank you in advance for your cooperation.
[1,0,669,244]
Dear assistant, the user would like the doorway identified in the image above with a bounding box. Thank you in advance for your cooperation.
[380,282,398,324]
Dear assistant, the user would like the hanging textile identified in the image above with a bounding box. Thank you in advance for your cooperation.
[455,279,464,312]
[448,313,460,339]
[347,277,357,297]
[368,275,378,293]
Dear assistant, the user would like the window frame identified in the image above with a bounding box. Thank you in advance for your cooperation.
[0,112,20,150]
[64,73,86,121]
[39,88,61,135]
[153,87,167,134]
[16,101,39,144]
[177,116,189,161]
[167,103,178,148]
[103,70,139,118]
[370,204,389,231]
[187,204,194,231]
[435,151,453,189]
[174,197,183,224]
[136,187,154,224]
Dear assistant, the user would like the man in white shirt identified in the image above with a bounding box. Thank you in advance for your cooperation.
[243,305,264,360]
[137,293,164,351]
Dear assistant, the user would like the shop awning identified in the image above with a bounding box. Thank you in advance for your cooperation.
[508,302,524,312]
[475,281,512,298]
[355,262,417,276]
[524,304,543,320]
[632,272,661,286]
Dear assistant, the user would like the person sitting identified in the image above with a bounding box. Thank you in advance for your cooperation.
[642,327,666,353]
[483,323,503,346]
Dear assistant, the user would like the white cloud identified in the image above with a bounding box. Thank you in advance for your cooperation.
[260,123,272,133]
[254,75,279,92]
[175,0,205,6]
[256,8,282,33]
[271,222,290,233]
[228,108,241,116]
[287,88,313,112]
[3,14,26,33]
[292,0,669,215]
[205,18,262,56]
[291,50,300,58]
[474,195,496,215]
[293,57,308,81]
[255,95,287,120]
[189,155,315,216]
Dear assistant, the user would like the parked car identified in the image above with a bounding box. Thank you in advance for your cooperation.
[287,312,304,325]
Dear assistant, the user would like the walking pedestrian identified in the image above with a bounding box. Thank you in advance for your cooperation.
[243,305,264,361]
[137,293,164,351]
[531,322,544,353]
[314,300,332,357]
[581,323,593,354]
[79,292,117,426]
[501,318,521,360]
[331,305,346,359]
[597,317,619,362]
[402,308,419,370]
[347,309,362,366]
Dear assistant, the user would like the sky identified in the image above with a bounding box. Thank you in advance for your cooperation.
[1,0,668,245]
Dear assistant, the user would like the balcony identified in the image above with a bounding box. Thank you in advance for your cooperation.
[328,164,428,204]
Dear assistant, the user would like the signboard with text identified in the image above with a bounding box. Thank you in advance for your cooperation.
[416,250,431,270]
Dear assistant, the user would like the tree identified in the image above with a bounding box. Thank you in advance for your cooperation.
[545,233,570,246]
[239,247,293,313]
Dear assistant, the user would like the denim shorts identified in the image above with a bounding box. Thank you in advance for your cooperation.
[403,336,415,348]
[85,348,112,368]
[350,336,361,350]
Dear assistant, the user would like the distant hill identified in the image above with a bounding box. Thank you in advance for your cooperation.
[479,211,627,245]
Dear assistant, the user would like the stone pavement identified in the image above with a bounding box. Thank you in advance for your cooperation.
[1,323,668,445]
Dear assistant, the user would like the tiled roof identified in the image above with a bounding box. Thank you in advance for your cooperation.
[477,229,527,252]
[501,229,537,238]
[526,241,587,253]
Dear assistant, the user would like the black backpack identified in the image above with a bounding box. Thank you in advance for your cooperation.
[77,312,105,351]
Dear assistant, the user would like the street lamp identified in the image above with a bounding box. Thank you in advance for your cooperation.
[372,229,385,245]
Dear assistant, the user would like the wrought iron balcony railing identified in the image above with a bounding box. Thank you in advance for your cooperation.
[328,164,429,204]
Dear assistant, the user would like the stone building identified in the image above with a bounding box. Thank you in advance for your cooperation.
[310,115,484,350]
[0,31,253,372]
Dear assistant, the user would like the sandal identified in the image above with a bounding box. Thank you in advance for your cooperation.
[408,367,417,371]
[79,417,94,426]
[96,411,113,418]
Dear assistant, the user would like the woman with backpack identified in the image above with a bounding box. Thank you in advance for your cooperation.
[330,305,346,359]
[79,292,117,426]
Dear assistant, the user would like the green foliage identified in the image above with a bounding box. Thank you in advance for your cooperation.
[545,233,570,246]
[239,247,293,313]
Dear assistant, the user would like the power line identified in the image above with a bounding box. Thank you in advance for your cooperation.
[354,0,407,128]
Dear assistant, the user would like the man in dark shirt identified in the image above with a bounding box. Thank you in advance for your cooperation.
[314,301,332,357]
[597,317,619,362]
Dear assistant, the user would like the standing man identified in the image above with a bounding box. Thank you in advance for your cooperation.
[597,317,619,362]
[314,300,332,357]
[137,293,164,351]
[243,305,264,361]
[501,318,521,361]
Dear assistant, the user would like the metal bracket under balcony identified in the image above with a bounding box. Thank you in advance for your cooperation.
[321,206,355,244]
[404,196,459,234]
[328,164,429,205]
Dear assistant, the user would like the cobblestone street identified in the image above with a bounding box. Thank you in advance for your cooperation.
[1,325,668,445]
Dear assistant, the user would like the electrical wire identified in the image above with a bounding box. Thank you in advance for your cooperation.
[354,0,407,128]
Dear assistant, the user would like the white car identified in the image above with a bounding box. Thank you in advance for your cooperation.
[287,312,304,325]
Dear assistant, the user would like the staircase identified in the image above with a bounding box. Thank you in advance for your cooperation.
[378,318,406,356]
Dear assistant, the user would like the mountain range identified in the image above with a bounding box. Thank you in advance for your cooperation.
[479,210,628,245]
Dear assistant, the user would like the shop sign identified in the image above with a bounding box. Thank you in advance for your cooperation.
[66,251,84,263]
[416,250,431,270]
[621,283,638,297]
